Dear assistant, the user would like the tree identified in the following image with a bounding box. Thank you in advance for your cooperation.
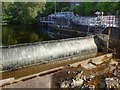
[84,2,96,16]
[41,2,70,16]
[96,2,119,15]
[2,2,119,24]
[61,7,70,12]
[2,2,45,25]
[40,2,55,16]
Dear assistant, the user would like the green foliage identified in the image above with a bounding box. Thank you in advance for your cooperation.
[57,2,70,12]
[41,2,70,16]
[41,2,55,16]
[95,2,119,14]
[73,5,80,14]
[84,2,96,15]
[2,2,45,25]
[73,2,119,16]
[2,2,120,25]
[61,7,70,12]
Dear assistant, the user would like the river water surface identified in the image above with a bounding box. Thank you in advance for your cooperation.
[2,25,75,46]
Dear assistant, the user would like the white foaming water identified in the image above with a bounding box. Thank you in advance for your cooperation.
[1,36,97,71]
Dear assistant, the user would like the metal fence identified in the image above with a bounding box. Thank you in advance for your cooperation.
[39,15,120,28]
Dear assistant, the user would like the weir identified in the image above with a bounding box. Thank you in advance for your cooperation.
[1,36,97,72]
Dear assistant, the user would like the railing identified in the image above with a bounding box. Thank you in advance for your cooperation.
[40,17,48,21]
[73,16,118,27]
[39,15,119,28]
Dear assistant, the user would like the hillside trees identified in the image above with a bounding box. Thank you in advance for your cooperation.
[2,2,120,25]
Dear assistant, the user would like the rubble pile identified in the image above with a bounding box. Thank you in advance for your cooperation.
[52,57,120,89]
[84,75,120,89]
[60,71,84,88]
[59,71,120,89]
[105,77,120,89]
[113,62,120,79]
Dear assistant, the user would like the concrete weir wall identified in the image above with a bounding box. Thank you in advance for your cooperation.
[109,27,120,56]
[0,37,97,71]
[102,27,120,55]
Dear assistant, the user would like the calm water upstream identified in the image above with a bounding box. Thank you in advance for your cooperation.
[2,25,74,46]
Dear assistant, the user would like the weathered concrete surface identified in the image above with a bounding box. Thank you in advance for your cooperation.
[68,54,113,69]
[0,67,63,88]
[103,27,120,57]
[4,74,53,88]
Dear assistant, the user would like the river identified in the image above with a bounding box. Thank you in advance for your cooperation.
[2,25,75,46]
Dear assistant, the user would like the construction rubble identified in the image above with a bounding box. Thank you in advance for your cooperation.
[52,55,120,89]
[0,54,120,89]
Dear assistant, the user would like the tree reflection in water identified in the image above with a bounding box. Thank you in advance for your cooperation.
[2,25,50,45]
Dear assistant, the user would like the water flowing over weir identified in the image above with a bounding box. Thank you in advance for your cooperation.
[0,36,97,72]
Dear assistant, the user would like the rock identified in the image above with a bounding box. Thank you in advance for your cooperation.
[60,80,70,88]
[71,79,84,88]
[82,76,87,81]
[60,71,84,88]
[72,71,76,74]
[90,75,95,79]
[96,79,107,89]
[113,64,120,78]
[74,71,83,81]
[67,71,71,74]
[105,77,120,89]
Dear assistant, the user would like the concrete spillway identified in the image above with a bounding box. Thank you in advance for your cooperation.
[0,36,97,71]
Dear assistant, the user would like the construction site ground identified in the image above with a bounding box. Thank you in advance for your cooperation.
[0,53,120,89]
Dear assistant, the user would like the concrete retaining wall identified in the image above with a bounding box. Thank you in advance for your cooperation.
[103,27,120,48]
